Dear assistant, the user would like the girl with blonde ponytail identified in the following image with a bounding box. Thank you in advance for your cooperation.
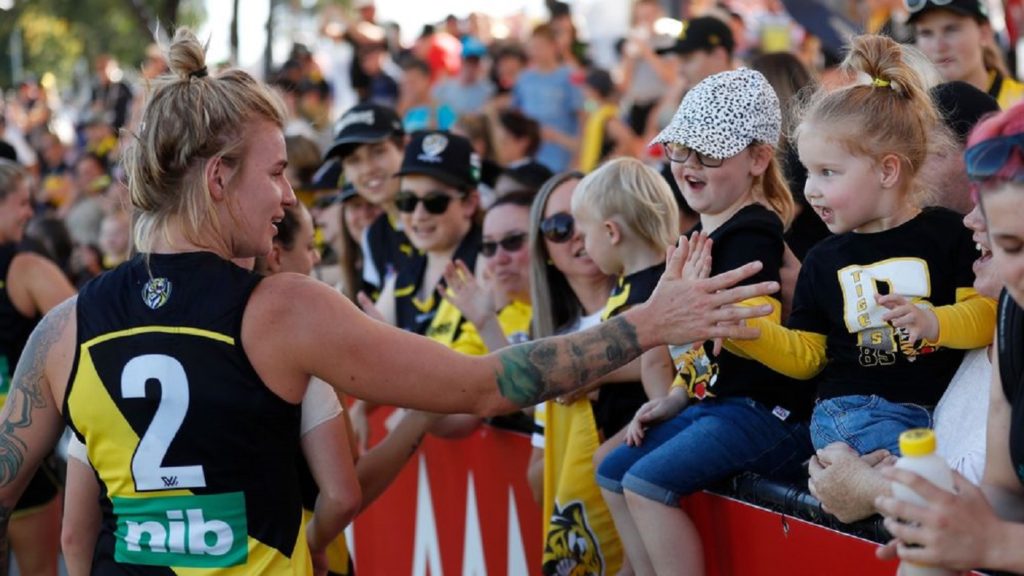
[728,34,997,460]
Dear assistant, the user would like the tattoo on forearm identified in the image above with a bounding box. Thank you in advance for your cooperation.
[0,299,71,489]
[495,316,642,406]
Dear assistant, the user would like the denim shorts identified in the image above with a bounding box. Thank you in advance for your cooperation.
[595,397,813,505]
[810,395,932,455]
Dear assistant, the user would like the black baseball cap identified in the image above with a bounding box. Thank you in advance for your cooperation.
[394,131,480,192]
[906,0,989,23]
[323,103,404,161]
[656,16,735,56]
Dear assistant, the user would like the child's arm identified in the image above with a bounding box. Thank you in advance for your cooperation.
[624,386,689,447]
[724,295,828,380]
[877,289,996,349]
[640,345,675,401]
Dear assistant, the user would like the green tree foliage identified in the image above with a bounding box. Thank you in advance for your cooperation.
[1,0,205,89]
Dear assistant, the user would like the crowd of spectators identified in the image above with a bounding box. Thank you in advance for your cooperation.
[4,0,1024,574]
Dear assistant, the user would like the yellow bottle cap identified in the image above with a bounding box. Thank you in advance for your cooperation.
[899,428,936,457]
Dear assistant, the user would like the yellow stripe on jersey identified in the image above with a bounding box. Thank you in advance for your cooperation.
[601,279,630,322]
[82,326,234,348]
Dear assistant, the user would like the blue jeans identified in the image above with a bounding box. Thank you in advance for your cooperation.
[811,395,932,455]
[595,397,812,505]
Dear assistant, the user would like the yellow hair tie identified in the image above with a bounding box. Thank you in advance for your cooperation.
[871,77,891,88]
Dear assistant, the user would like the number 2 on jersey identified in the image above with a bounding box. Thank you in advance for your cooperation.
[122,354,207,491]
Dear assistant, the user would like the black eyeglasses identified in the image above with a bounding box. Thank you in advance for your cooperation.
[481,232,528,257]
[540,212,574,243]
[395,191,458,214]
[904,0,953,13]
[965,133,1024,183]
[663,143,727,168]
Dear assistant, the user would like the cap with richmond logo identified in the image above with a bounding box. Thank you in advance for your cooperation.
[393,130,480,191]
[323,103,405,161]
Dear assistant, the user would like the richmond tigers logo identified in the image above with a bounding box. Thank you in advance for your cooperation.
[542,501,604,576]
[670,345,718,400]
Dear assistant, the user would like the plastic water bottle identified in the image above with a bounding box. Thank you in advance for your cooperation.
[891,428,956,576]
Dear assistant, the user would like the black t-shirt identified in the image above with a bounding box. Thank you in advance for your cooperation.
[592,263,664,439]
[677,204,815,420]
[789,208,976,405]
[998,289,1024,488]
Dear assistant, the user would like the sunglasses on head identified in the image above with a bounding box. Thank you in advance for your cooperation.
[965,133,1024,183]
[394,190,458,214]
[540,212,574,243]
[663,143,727,168]
[903,0,954,13]
[481,232,528,257]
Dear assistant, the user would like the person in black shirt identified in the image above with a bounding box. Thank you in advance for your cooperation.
[0,159,75,575]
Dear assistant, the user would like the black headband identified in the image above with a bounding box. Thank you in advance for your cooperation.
[189,66,209,79]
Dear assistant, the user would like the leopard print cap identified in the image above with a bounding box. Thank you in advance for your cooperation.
[652,68,781,160]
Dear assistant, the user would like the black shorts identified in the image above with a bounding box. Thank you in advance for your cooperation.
[13,454,60,516]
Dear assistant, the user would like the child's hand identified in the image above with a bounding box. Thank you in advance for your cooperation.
[680,231,713,282]
[442,259,496,329]
[877,293,939,344]
[624,393,686,447]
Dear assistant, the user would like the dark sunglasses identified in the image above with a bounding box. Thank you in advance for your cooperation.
[965,133,1024,183]
[394,191,458,214]
[540,212,574,243]
[481,232,528,257]
[663,143,727,168]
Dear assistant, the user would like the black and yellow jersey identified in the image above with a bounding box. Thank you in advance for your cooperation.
[394,225,481,335]
[0,243,38,406]
[988,70,1024,110]
[64,252,309,575]
[361,213,417,297]
[591,264,663,439]
[673,205,815,421]
[733,208,994,407]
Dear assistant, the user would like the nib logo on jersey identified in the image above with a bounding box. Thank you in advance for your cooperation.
[113,492,248,567]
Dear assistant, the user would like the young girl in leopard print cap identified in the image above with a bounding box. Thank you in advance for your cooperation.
[596,67,816,575]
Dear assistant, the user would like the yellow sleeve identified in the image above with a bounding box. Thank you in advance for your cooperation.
[724,296,828,380]
[929,288,997,349]
[451,320,486,356]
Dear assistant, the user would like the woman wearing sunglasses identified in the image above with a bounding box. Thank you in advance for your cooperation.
[906,0,1023,108]
[441,191,536,356]
[876,102,1024,573]
[524,172,633,575]
[424,192,539,438]
[378,130,482,336]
